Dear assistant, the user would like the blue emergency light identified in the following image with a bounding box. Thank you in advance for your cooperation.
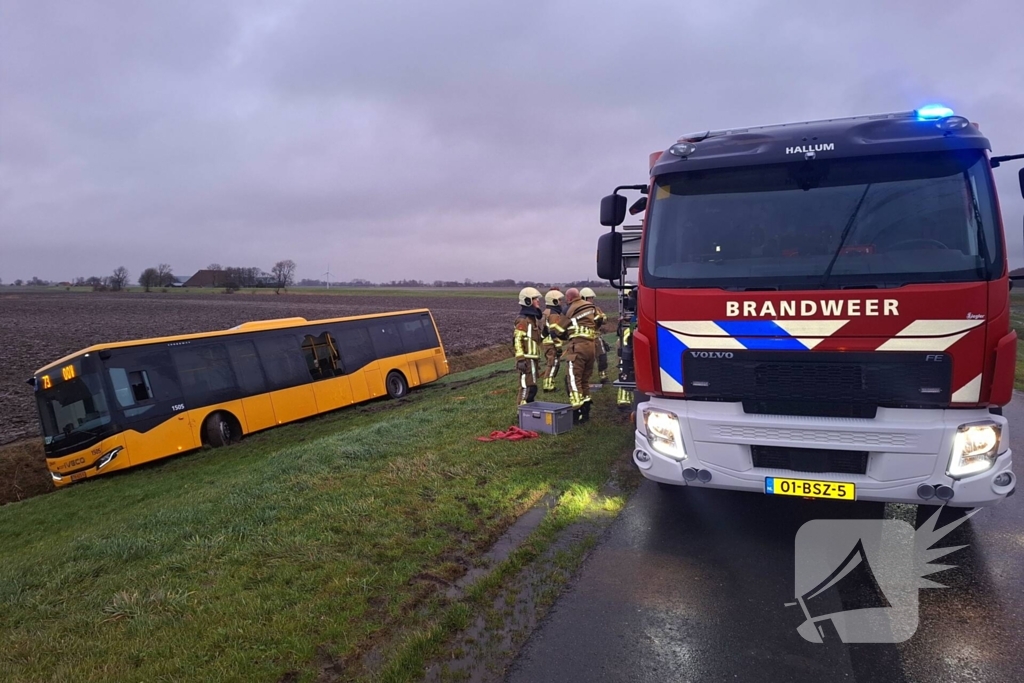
[915,104,955,120]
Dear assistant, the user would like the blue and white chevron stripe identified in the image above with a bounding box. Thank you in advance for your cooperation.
[657,320,849,392]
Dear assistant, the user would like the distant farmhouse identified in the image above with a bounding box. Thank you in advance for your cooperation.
[181,270,227,288]
[180,269,274,288]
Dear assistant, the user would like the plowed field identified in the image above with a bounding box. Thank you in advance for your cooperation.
[0,290,516,445]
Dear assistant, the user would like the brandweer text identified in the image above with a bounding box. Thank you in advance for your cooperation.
[725,299,899,317]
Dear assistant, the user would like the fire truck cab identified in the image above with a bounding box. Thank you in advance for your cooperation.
[598,106,1024,507]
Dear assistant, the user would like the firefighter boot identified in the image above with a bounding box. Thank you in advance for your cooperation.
[580,400,592,424]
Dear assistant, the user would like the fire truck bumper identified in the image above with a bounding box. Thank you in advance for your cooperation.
[633,397,1014,507]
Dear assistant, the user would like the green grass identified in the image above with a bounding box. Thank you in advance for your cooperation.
[0,361,632,682]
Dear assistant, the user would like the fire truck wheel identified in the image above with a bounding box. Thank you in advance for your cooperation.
[386,371,409,399]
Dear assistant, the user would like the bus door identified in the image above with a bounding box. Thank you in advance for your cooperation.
[302,331,353,413]
[225,339,277,433]
[104,347,197,466]
[334,321,378,402]
[255,334,318,425]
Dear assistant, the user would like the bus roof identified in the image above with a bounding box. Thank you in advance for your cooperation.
[33,308,435,375]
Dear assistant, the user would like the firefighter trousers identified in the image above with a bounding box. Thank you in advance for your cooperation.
[596,338,609,381]
[541,343,560,391]
[516,358,538,406]
[562,338,596,409]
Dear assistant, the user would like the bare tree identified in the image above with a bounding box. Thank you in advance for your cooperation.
[139,268,160,292]
[207,263,222,271]
[110,266,130,291]
[271,260,296,293]
[156,263,174,287]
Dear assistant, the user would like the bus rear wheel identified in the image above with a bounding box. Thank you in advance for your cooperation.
[386,371,408,399]
[205,412,240,448]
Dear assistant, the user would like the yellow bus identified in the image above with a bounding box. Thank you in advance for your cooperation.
[29,309,448,486]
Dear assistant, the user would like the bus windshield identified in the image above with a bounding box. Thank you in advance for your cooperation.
[643,150,1000,290]
[35,361,113,449]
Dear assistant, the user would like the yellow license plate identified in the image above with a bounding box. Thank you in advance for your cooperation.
[765,476,855,501]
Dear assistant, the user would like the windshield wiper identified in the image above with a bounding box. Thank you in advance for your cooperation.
[818,184,872,289]
[965,172,990,278]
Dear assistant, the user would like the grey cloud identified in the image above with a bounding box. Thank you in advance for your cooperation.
[1,0,1022,284]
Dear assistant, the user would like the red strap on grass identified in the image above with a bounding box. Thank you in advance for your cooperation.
[476,426,539,442]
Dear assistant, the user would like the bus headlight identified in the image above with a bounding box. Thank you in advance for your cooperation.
[643,408,686,460]
[947,422,1001,479]
[96,446,123,471]
[50,471,63,482]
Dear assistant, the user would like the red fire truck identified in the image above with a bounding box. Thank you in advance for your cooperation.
[597,105,1024,507]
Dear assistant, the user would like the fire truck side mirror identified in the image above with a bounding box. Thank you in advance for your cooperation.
[1018,167,1024,199]
[629,196,648,215]
[600,194,627,227]
[596,231,623,282]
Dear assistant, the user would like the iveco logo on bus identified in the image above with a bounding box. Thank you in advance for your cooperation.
[786,143,835,155]
[690,351,734,359]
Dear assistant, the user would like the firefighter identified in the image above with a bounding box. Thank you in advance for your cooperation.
[616,286,638,410]
[559,287,600,423]
[541,289,565,391]
[580,287,610,382]
[513,287,544,407]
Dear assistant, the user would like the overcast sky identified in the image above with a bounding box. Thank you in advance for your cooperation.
[1,0,1022,284]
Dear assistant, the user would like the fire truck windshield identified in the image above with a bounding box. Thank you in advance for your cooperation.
[644,150,1000,290]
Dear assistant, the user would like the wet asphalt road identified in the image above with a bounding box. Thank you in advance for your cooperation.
[507,398,1024,683]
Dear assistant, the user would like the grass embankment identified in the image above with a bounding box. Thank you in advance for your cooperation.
[0,359,633,682]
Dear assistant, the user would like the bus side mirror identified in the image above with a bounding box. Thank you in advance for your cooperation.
[1019,167,1024,199]
[629,196,647,215]
[600,194,627,227]
[596,231,623,281]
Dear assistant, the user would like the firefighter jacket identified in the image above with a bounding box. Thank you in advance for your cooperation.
[562,299,600,340]
[542,305,565,348]
[514,306,544,360]
[592,304,607,333]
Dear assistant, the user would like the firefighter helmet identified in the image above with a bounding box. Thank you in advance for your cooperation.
[544,289,563,306]
[519,286,543,306]
[580,287,597,300]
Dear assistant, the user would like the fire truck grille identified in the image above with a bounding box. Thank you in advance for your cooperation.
[682,351,951,417]
[751,445,869,475]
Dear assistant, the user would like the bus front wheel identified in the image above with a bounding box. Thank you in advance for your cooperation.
[205,412,240,448]
[386,371,408,399]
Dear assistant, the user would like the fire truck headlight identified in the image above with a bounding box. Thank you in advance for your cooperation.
[947,421,1002,479]
[643,409,686,460]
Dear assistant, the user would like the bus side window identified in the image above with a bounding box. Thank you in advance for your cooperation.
[334,322,376,374]
[256,334,311,390]
[109,368,136,407]
[397,315,429,352]
[128,370,154,402]
[172,343,240,406]
[226,339,268,395]
[369,321,404,359]
[301,335,322,379]
[300,332,340,380]
[421,313,440,349]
